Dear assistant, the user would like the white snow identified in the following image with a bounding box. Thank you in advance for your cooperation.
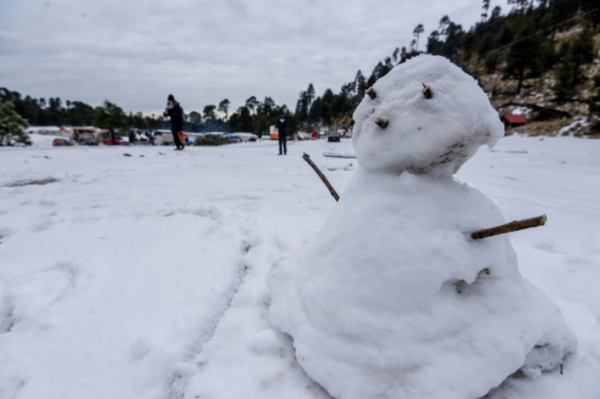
[269,56,576,399]
[0,136,599,399]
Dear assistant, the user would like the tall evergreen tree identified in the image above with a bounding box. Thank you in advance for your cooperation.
[0,99,30,146]
[188,111,202,131]
[245,96,259,115]
[354,70,367,95]
[93,101,129,145]
[218,99,230,120]
[504,21,542,94]
[590,73,600,131]
[203,105,217,121]
[238,106,253,132]
[254,115,270,136]
[306,84,316,108]
[413,24,425,51]
[308,97,322,124]
[295,91,309,123]
[482,0,490,19]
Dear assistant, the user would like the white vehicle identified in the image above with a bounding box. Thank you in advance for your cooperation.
[232,132,258,142]
[297,132,311,141]
[154,130,174,146]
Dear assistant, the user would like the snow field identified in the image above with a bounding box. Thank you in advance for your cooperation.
[0,136,599,399]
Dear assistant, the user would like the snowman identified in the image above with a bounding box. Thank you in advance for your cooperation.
[268,55,576,399]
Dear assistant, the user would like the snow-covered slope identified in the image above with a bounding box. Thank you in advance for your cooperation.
[0,138,599,399]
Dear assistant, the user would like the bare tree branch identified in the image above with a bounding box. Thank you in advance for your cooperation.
[471,215,547,240]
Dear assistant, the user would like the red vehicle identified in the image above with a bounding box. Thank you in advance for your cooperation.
[103,138,124,145]
[52,138,69,146]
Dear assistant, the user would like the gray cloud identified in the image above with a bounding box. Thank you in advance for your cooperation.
[0,0,502,114]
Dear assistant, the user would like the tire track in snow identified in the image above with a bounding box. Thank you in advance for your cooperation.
[166,239,254,399]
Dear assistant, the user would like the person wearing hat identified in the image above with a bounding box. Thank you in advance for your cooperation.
[163,94,185,150]
[275,114,288,155]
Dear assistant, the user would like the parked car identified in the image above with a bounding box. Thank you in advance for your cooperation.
[297,132,310,141]
[327,131,341,142]
[103,138,124,145]
[52,138,70,147]
[233,132,259,142]
[154,130,173,146]
[226,134,242,143]
[79,137,99,146]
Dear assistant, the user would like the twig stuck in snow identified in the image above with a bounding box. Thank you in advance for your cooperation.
[375,118,389,129]
[471,215,547,240]
[302,153,340,202]
[422,83,433,99]
[366,88,377,99]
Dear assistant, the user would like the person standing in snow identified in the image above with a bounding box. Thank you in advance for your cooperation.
[275,114,288,155]
[163,94,185,150]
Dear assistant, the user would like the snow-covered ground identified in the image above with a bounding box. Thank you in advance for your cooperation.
[0,136,599,399]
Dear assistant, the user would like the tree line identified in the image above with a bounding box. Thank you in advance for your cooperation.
[0,88,299,137]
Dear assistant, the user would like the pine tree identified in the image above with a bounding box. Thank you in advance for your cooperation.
[553,56,576,100]
[203,105,217,121]
[259,96,276,117]
[354,70,366,96]
[188,111,202,131]
[427,30,443,54]
[439,16,451,39]
[245,96,258,115]
[308,97,322,125]
[490,6,502,20]
[590,73,600,132]
[218,99,230,120]
[413,24,424,51]
[93,101,129,145]
[238,106,253,132]
[0,99,30,146]
[306,84,316,108]
[295,91,309,123]
[322,89,334,104]
[504,21,542,94]
[254,115,270,136]
[392,48,400,64]
[482,0,490,19]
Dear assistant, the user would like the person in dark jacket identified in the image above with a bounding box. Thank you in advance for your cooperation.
[163,94,185,150]
[275,114,288,155]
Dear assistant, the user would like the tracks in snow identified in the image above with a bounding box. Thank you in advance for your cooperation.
[166,238,255,399]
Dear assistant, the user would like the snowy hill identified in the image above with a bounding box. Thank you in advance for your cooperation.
[1,138,599,399]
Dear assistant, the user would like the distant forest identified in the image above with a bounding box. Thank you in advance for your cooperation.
[294,0,600,130]
[3,0,599,135]
[0,88,298,135]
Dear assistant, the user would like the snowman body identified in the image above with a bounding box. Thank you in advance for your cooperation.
[268,55,576,399]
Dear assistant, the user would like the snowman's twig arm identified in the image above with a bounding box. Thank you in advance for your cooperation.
[471,215,547,240]
[302,153,340,202]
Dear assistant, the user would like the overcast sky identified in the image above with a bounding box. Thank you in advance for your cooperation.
[0,0,503,114]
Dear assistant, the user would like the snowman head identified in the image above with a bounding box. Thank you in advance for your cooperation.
[352,55,504,177]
